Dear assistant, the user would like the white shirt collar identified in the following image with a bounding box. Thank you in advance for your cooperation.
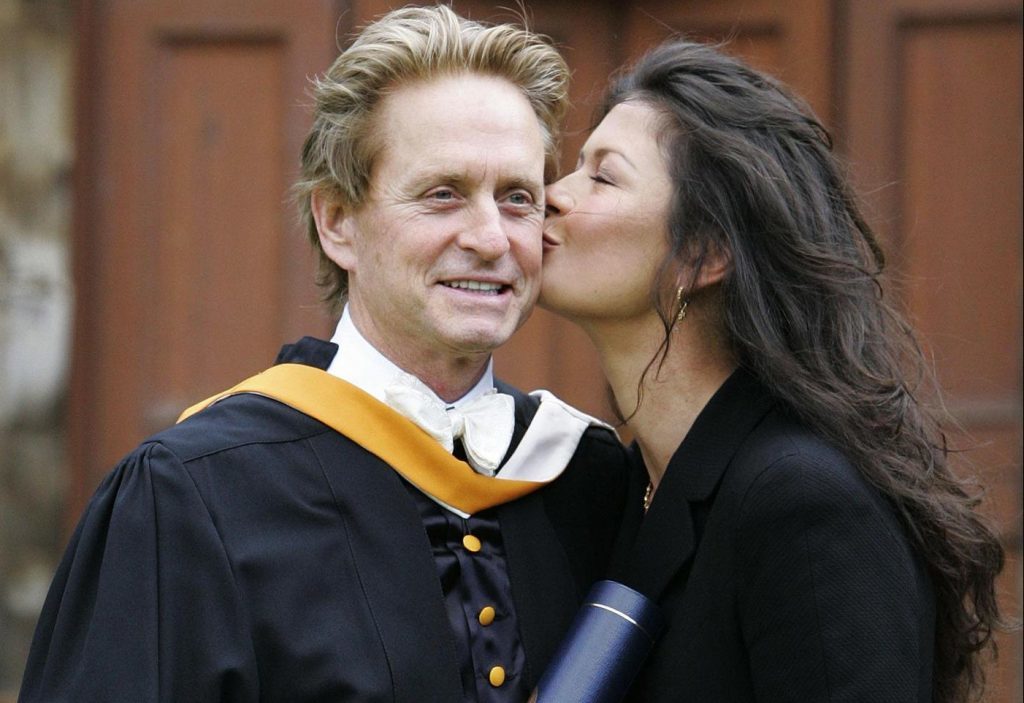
[325,306,496,409]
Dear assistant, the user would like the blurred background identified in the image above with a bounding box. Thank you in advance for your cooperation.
[0,0,1020,700]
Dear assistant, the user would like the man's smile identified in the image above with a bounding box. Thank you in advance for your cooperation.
[439,279,509,295]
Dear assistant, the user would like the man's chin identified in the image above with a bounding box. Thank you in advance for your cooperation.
[445,333,512,356]
[439,321,521,356]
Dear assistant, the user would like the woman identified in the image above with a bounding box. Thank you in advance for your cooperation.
[540,40,1005,702]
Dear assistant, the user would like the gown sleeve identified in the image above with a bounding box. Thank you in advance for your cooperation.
[735,451,932,702]
[19,442,259,703]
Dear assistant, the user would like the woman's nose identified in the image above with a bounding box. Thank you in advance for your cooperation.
[544,179,572,218]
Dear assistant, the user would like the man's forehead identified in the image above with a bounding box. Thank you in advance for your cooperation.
[362,73,547,195]
[397,154,544,186]
[373,129,545,187]
[375,77,544,140]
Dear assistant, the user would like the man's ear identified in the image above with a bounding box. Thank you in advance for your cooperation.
[311,190,358,271]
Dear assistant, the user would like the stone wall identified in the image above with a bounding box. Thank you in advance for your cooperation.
[0,0,73,697]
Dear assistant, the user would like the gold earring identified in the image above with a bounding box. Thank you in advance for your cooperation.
[674,287,689,325]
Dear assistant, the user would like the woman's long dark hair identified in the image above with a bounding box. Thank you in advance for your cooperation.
[605,40,1006,702]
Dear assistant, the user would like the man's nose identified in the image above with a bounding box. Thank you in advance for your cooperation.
[460,202,512,260]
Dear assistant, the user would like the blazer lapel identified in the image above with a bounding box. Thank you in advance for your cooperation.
[617,466,698,600]
[316,434,463,700]
[499,493,578,689]
[613,369,776,601]
[493,383,577,687]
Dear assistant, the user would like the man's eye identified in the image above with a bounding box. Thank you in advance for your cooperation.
[430,189,455,200]
[507,192,534,206]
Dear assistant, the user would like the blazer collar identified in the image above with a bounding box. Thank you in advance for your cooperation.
[666,368,775,502]
[495,378,538,462]
[613,368,775,600]
[275,335,338,370]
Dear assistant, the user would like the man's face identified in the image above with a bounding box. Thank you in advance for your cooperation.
[325,73,546,369]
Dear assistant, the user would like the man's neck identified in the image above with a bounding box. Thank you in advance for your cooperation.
[389,354,490,403]
[327,307,494,404]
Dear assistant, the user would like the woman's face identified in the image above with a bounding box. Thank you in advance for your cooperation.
[540,101,675,325]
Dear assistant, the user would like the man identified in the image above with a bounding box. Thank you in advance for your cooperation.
[19,6,627,702]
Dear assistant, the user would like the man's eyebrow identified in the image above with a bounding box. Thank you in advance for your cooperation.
[407,169,543,196]
[500,174,544,194]
[408,170,472,190]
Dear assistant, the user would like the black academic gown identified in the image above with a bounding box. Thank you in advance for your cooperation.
[20,338,628,703]
[611,369,935,702]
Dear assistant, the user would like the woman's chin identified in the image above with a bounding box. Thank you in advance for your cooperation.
[537,285,573,316]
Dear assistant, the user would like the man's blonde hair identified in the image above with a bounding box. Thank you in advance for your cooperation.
[295,4,570,312]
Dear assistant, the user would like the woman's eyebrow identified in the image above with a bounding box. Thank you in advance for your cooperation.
[577,146,637,171]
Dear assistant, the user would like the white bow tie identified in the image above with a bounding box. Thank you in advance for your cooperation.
[384,372,515,476]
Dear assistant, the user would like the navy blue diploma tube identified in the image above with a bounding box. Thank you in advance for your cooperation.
[534,580,665,703]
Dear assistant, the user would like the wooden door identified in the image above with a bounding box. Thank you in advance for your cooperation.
[845,1,1023,698]
[618,0,835,123]
[70,0,342,514]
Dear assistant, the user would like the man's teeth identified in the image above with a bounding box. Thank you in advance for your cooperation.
[443,280,503,293]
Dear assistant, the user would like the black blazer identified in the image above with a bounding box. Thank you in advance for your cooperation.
[20,339,628,702]
[611,369,935,702]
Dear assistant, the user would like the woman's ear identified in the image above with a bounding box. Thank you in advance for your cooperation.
[676,242,732,294]
[311,190,358,271]
[693,242,732,290]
